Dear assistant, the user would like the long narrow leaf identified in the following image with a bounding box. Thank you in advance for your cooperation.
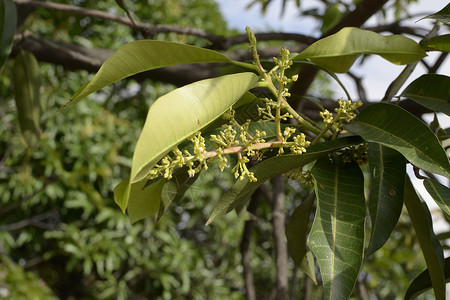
[418,3,450,24]
[344,103,450,178]
[366,144,405,258]
[420,35,450,53]
[293,27,426,73]
[206,136,363,224]
[401,74,450,116]
[286,193,315,267]
[424,178,450,219]
[66,40,235,107]
[130,72,258,184]
[309,157,366,300]
[405,257,450,299]
[0,0,16,70]
[404,176,445,300]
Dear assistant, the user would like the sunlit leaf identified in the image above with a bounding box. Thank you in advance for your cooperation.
[286,193,315,267]
[366,144,405,258]
[418,3,450,24]
[401,74,450,116]
[301,251,317,284]
[420,35,450,52]
[12,50,41,149]
[405,256,450,300]
[0,0,16,70]
[130,72,258,184]
[293,27,426,73]
[404,176,445,300]
[309,157,365,300]
[66,41,236,107]
[344,103,450,178]
[114,177,164,223]
[424,178,450,219]
[206,136,363,225]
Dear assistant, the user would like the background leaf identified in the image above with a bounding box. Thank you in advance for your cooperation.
[293,27,426,73]
[424,178,450,219]
[418,3,450,24]
[344,103,450,178]
[12,50,41,149]
[206,136,362,224]
[0,0,16,70]
[420,34,450,52]
[405,256,450,300]
[67,41,234,106]
[404,176,445,300]
[366,144,405,258]
[401,74,450,116]
[309,157,366,300]
[130,72,258,184]
[286,193,315,267]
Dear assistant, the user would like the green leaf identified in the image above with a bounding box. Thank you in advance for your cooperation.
[293,27,426,73]
[405,256,450,300]
[286,193,315,267]
[401,74,450,116]
[0,0,16,71]
[424,178,450,219]
[206,136,363,225]
[418,3,450,24]
[420,34,450,52]
[404,176,445,300]
[321,3,342,34]
[131,72,258,184]
[115,0,136,26]
[66,40,235,107]
[366,144,405,258]
[114,177,164,223]
[301,251,317,284]
[309,157,366,300]
[12,50,41,149]
[344,103,450,178]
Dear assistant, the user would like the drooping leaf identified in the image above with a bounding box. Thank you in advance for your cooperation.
[309,157,366,300]
[404,176,445,300]
[206,136,363,225]
[293,27,426,73]
[418,3,450,24]
[114,177,164,223]
[0,0,16,70]
[286,193,315,267]
[424,178,450,219]
[420,34,450,52]
[405,256,450,300]
[401,74,450,116]
[12,50,41,149]
[131,72,258,184]
[366,144,405,258]
[344,103,450,178]
[66,41,237,107]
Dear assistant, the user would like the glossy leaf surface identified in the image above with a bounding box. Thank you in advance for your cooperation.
[309,157,365,300]
[424,178,450,219]
[131,72,258,184]
[344,103,450,178]
[0,0,16,70]
[206,136,363,224]
[293,27,426,73]
[67,40,234,106]
[404,177,445,300]
[401,74,450,116]
[366,144,405,258]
